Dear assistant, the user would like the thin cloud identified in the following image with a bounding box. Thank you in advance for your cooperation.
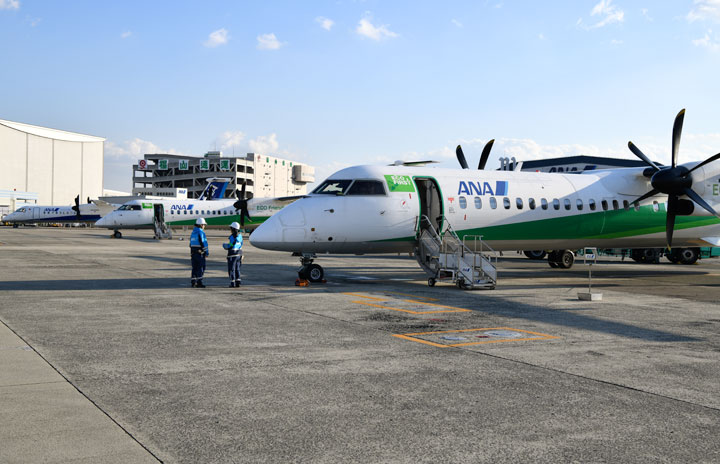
[316,16,334,31]
[105,138,190,161]
[356,17,399,41]
[641,8,653,21]
[693,29,720,51]
[451,19,463,28]
[0,0,19,10]
[249,133,279,155]
[687,0,720,22]
[204,28,229,48]
[578,0,625,30]
[257,33,284,50]
[121,31,132,39]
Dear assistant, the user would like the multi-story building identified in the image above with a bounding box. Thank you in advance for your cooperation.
[132,152,314,199]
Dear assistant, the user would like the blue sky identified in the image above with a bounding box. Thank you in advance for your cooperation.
[2,0,720,192]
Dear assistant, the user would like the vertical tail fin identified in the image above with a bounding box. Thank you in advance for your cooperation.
[198,178,230,200]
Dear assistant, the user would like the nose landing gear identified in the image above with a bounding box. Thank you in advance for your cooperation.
[296,253,325,283]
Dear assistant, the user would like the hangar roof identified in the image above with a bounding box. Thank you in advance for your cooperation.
[0,119,105,143]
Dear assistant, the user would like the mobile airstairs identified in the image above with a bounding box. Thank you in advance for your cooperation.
[414,216,498,289]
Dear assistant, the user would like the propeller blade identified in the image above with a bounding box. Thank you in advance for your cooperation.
[478,139,495,170]
[240,180,247,198]
[671,109,685,169]
[73,195,81,218]
[687,152,720,175]
[628,142,661,172]
[456,145,469,170]
[631,188,660,206]
[684,187,720,218]
[666,195,678,249]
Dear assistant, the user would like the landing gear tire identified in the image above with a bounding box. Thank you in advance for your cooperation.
[113,230,122,239]
[666,249,681,263]
[558,250,575,269]
[428,277,436,287]
[299,264,324,282]
[548,261,559,268]
[524,250,547,260]
[679,247,700,265]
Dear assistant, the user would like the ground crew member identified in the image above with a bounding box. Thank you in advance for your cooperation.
[223,222,243,287]
[190,218,209,288]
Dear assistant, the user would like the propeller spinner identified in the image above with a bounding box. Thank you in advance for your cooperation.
[628,109,720,248]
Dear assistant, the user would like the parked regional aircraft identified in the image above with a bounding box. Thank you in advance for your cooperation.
[95,179,300,238]
[4,196,113,225]
[250,110,720,283]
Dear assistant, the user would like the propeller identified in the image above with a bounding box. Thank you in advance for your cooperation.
[71,195,81,219]
[628,109,720,248]
[232,181,253,226]
[456,139,495,170]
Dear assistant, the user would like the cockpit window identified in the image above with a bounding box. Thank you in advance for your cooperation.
[117,204,142,211]
[346,180,386,196]
[313,179,353,195]
[16,208,26,213]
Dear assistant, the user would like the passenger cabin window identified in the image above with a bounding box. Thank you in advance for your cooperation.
[576,199,583,211]
[459,197,467,209]
[589,199,596,211]
[612,200,619,210]
[503,197,511,209]
[516,198,523,209]
[313,179,353,195]
[528,198,536,210]
[347,180,386,195]
[653,200,659,212]
[564,199,571,210]
[601,200,609,211]
[490,197,497,209]
[553,199,560,210]
[541,198,548,210]
[474,197,482,209]
[623,200,630,210]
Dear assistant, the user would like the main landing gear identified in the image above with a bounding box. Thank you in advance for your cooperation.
[547,249,574,269]
[296,253,325,283]
[112,230,122,239]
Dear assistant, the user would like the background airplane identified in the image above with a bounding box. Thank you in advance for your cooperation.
[3,195,113,226]
[250,110,720,285]
[95,179,301,238]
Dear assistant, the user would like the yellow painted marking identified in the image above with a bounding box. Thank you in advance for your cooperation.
[342,292,386,301]
[393,327,559,348]
[343,292,471,314]
[352,301,471,315]
[381,292,439,301]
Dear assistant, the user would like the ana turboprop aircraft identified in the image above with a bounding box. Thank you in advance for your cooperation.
[4,195,112,225]
[250,109,720,283]
[95,179,300,238]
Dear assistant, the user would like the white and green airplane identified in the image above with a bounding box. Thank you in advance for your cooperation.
[95,179,299,238]
[250,110,720,281]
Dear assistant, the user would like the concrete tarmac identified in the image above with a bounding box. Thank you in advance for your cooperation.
[1,227,719,463]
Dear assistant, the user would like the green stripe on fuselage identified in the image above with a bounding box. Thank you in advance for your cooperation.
[455,205,720,241]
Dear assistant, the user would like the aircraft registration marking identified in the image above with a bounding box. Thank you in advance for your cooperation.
[393,327,560,348]
[342,292,470,314]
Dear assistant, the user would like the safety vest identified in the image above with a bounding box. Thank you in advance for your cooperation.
[190,226,208,250]
[224,233,243,257]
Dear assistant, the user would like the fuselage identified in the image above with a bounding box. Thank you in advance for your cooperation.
[250,163,720,253]
[95,197,288,230]
[3,204,102,224]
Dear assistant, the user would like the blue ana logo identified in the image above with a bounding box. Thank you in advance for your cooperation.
[457,181,508,196]
[171,204,195,211]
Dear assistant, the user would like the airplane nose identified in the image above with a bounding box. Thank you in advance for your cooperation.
[249,214,282,250]
[95,215,109,227]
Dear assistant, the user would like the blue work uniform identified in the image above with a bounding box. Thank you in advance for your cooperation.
[189,226,209,286]
[223,232,243,286]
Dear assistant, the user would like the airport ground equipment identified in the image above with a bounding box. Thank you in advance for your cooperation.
[415,216,497,289]
[152,203,172,239]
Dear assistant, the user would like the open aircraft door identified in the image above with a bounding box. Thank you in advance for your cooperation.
[413,177,443,235]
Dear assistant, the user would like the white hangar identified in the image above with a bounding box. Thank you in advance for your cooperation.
[0,119,105,207]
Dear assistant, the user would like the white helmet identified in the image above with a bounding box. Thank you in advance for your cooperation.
[196,218,207,226]
[230,221,240,230]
